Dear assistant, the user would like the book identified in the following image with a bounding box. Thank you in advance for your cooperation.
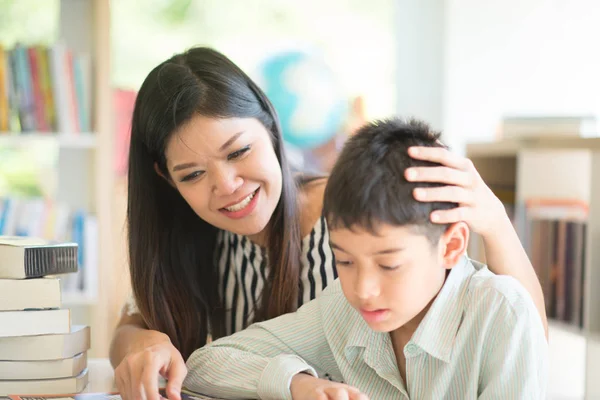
[6,389,224,400]
[0,369,88,396]
[0,309,70,338]
[501,115,598,139]
[0,277,61,311]
[0,352,86,380]
[0,236,77,279]
[0,325,90,361]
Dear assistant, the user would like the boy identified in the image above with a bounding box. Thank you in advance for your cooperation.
[183,118,548,399]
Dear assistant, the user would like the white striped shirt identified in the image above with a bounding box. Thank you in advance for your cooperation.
[184,257,548,399]
[124,216,336,336]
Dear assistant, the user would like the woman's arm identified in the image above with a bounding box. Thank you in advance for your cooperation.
[481,214,548,338]
[109,313,153,367]
[110,311,187,400]
[405,146,548,338]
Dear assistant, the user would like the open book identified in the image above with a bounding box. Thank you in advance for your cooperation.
[6,390,227,400]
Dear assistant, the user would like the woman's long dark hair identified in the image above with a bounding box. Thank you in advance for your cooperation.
[127,47,302,359]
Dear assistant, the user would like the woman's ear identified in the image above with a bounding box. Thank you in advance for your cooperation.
[439,222,469,269]
[154,163,176,188]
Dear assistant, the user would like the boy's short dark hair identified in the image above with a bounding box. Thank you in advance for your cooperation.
[323,117,458,244]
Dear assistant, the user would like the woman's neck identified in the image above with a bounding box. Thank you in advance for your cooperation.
[247,228,269,248]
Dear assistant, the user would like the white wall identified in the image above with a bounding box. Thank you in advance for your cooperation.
[395,0,445,131]
[444,0,600,152]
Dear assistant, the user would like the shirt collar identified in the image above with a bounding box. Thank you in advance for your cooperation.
[343,256,475,364]
[410,256,474,363]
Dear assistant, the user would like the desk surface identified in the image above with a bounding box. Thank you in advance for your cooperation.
[85,360,215,399]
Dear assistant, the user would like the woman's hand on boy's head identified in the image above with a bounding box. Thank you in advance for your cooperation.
[405,146,507,239]
[290,373,369,400]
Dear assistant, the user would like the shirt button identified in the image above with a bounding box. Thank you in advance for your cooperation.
[405,343,418,355]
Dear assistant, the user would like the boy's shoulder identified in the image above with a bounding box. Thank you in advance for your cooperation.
[465,259,538,319]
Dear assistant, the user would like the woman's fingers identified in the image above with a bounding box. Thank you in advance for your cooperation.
[430,207,471,224]
[408,146,473,171]
[164,351,187,400]
[405,166,472,188]
[413,186,474,206]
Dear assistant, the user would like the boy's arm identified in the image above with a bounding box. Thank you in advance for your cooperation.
[478,286,549,399]
[184,294,335,400]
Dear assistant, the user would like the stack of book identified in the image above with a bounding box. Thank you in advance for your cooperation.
[0,236,91,395]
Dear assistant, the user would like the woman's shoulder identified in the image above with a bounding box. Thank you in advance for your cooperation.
[298,176,328,238]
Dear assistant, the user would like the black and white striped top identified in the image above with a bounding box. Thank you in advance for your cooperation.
[217,215,337,335]
[124,215,337,336]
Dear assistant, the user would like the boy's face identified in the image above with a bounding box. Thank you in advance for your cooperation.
[330,222,463,334]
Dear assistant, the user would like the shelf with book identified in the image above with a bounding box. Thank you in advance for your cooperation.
[0,132,97,148]
[466,136,600,398]
[1,0,115,359]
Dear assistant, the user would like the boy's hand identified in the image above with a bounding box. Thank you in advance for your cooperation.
[290,373,369,400]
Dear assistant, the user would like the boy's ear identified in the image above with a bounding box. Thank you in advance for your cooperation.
[439,222,469,269]
[154,162,176,188]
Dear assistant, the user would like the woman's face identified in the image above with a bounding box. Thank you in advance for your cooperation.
[164,115,283,237]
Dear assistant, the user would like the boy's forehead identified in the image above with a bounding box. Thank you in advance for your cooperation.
[329,222,428,246]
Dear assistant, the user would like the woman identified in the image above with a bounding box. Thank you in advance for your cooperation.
[110,47,546,400]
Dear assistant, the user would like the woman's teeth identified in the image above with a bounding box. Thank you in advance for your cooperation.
[224,191,255,212]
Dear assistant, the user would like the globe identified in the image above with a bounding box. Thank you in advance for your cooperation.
[256,50,348,149]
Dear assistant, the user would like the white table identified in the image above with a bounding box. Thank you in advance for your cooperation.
[85,359,117,393]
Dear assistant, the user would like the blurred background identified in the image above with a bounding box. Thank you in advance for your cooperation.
[1,1,599,398]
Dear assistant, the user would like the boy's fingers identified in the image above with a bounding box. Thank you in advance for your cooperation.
[325,388,350,400]
[346,386,369,400]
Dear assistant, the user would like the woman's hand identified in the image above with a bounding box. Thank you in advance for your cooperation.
[114,330,187,400]
[405,146,509,238]
[406,145,549,337]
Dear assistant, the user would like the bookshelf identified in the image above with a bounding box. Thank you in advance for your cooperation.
[1,0,116,358]
[0,132,97,149]
[59,0,115,360]
[466,136,600,399]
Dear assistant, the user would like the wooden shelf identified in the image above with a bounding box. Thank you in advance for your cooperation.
[467,136,600,157]
[0,133,97,149]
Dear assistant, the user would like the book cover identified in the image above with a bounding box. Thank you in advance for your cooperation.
[0,352,86,380]
[0,308,70,338]
[0,236,77,278]
[6,388,225,400]
[0,369,87,396]
[0,325,90,361]
[0,277,61,311]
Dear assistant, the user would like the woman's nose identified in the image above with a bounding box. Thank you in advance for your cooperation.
[211,165,243,196]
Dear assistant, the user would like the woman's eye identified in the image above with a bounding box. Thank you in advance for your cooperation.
[380,264,400,271]
[227,145,251,161]
[335,260,353,267]
[181,171,204,182]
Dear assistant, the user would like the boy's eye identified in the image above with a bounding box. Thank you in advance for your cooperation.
[181,170,205,182]
[379,264,400,271]
[227,145,251,161]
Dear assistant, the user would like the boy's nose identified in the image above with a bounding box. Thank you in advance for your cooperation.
[354,273,381,300]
